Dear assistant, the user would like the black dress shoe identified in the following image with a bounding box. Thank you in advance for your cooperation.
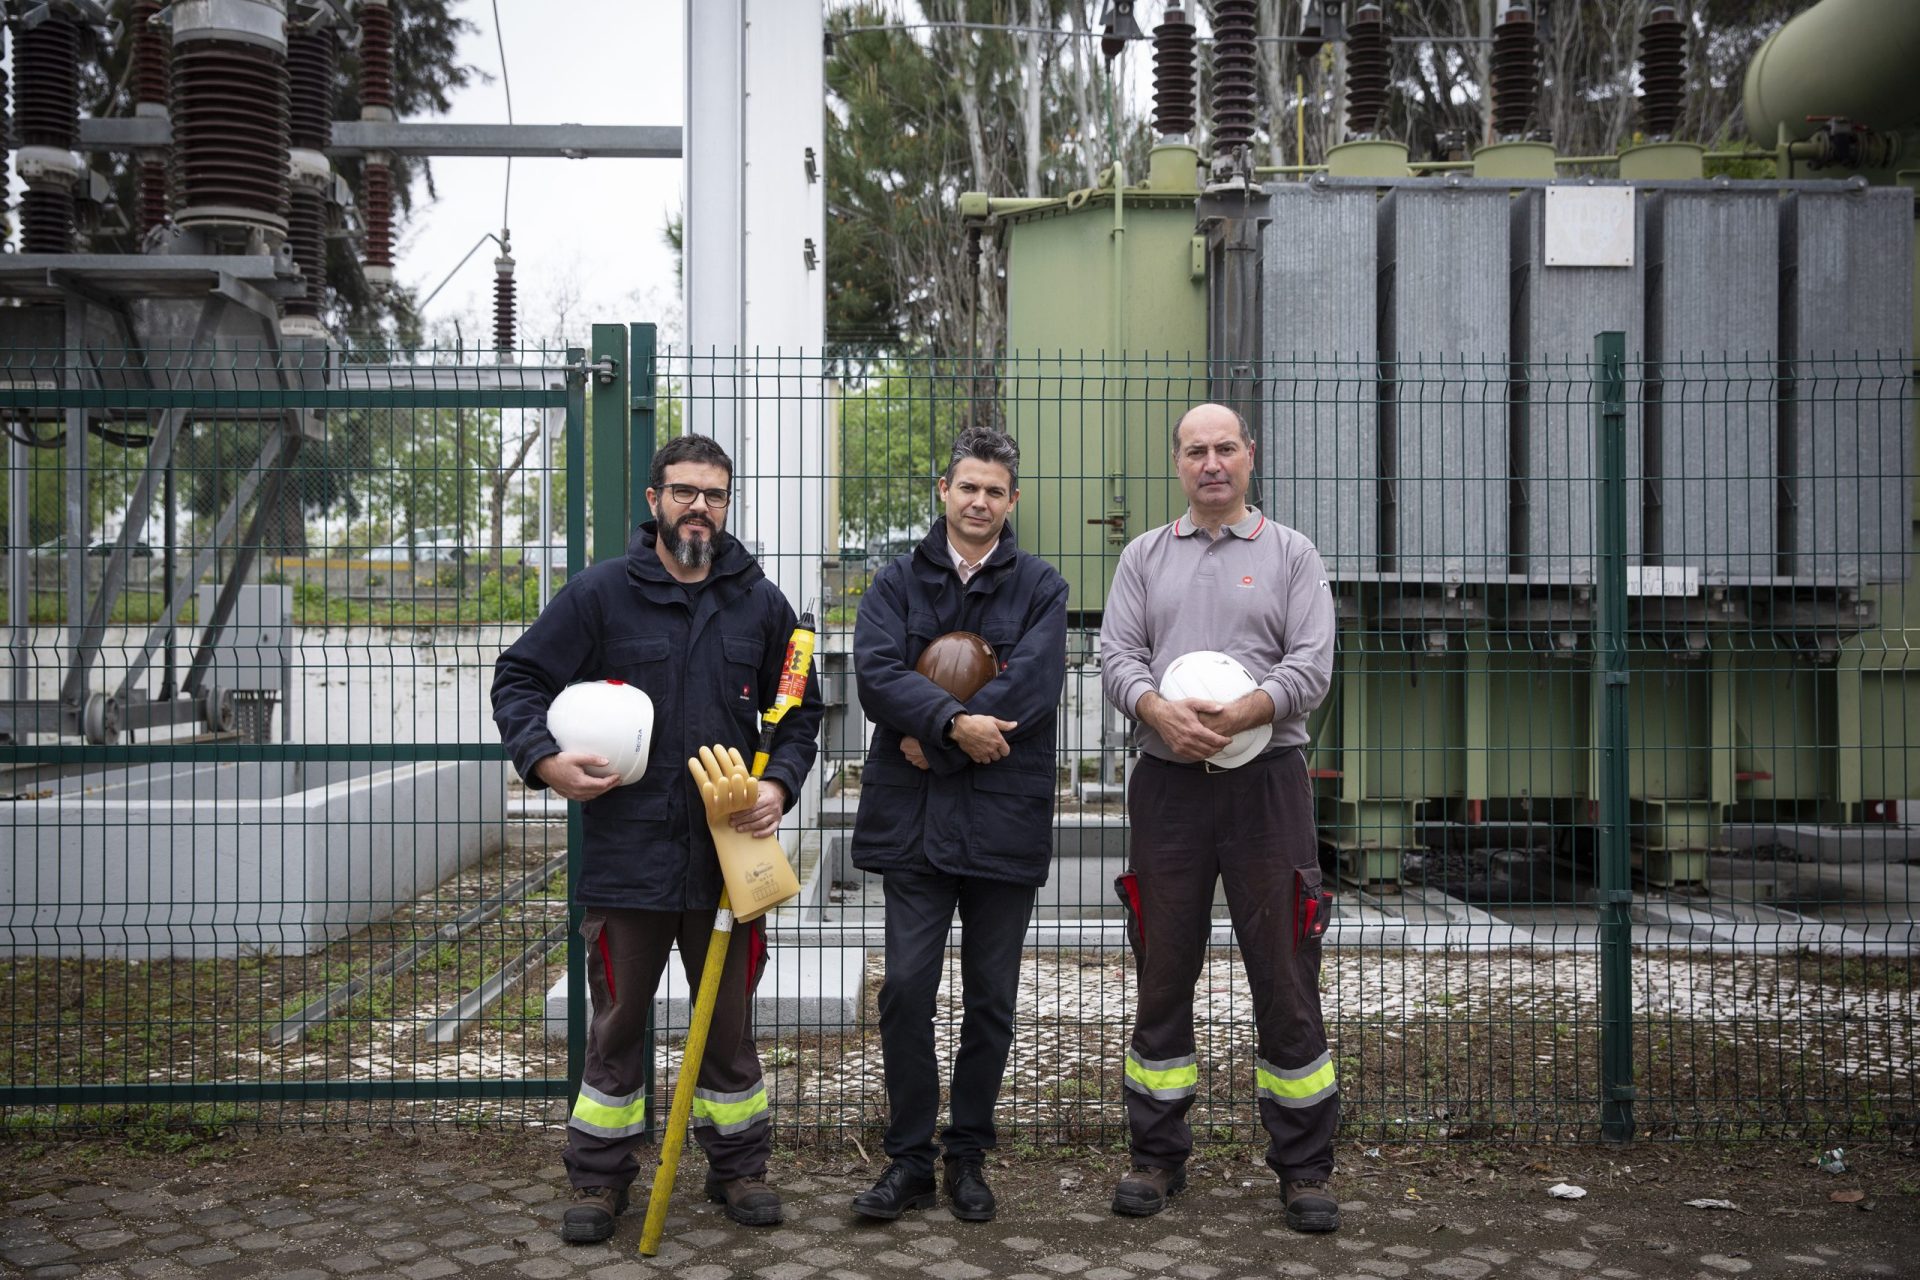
[851,1163,937,1220]
[943,1158,997,1222]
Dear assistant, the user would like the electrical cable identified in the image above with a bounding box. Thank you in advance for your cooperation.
[418,229,508,312]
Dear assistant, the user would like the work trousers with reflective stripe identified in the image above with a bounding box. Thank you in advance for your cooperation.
[564,907,770,1191]
[876,868,1039,1175]
[1123,750,1338,1182]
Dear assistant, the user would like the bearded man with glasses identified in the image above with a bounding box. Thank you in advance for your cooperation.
[492,433,822,1244]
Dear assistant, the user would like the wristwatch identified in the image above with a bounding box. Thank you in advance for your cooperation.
[942,713,959,742]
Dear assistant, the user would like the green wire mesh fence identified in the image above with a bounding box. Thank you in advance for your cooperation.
[3,332,1914,1144]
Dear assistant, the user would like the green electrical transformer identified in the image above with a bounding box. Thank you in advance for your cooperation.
[974,146,1208,615]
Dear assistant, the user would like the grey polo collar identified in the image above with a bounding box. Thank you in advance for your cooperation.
[1172,506,1268,540]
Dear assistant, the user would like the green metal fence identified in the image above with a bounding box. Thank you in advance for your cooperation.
[2,339,585,1127]
[4,329,1914,1145]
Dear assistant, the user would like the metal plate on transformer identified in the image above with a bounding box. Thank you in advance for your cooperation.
[1260,182,1379,576]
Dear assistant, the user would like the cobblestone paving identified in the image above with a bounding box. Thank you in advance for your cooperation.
[4,1144,1915,1280]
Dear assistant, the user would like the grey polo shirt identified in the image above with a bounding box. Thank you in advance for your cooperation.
[1099,506,1336,761]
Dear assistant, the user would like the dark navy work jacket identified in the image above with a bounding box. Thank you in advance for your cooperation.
[490,523,821,911]
[851,519,1068,886]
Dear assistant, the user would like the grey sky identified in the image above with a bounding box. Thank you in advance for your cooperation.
[401,0,685,348]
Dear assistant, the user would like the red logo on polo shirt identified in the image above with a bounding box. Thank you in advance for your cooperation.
[1239,575,1255,588]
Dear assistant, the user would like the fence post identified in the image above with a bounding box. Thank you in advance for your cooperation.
[565,348,589,1104]
[629,323,658,523]
[591,324,631,562]
[1593,330,1636,1144]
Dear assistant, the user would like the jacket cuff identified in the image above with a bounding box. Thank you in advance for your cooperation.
[922,697,965,746]
[760,761,802,812]
[516,742,560,790]
[1119,678,1156,721]
[1258,679,1292,725]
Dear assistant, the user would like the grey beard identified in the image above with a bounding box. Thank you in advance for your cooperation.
[662,519,715,569]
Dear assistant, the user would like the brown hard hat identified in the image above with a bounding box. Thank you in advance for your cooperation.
[915,631,999,701]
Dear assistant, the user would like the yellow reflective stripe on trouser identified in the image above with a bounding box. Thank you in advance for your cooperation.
[1256,1052,1337,1109]
[691,1083,769,1136]
[569,1082,648,1138]
[1124,1049,1199,1100]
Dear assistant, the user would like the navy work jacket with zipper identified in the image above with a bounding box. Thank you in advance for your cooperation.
[490,522,821,911]
[851,518,1069,886]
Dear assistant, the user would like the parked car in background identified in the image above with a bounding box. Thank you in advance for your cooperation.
[365,538,467,565]
[27,536,155,559]
[512,543,571,572]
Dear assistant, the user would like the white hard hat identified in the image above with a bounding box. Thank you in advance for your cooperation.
[1158,650,1273,769]
[545,680,655,786]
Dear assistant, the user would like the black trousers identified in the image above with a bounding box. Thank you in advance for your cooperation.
[876,868,1039,1175]
[1124,750,1339,1182]
[563,907,771,1191]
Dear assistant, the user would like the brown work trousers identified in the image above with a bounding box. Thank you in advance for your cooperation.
[563,907,771,1191]
[1123,749,1339,1182]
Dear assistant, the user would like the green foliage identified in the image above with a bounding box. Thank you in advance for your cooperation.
[822,2,1150,353]
[835,363,972,542]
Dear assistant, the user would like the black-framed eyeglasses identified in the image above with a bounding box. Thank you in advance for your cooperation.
[661,483,732,508]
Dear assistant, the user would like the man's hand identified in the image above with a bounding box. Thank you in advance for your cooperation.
[1194,689,1274,738]
[1139,691,1232,762]
[533,750,621,802]
[900,736,931,771]
[727,778,789,840]
[951,713,1018,764]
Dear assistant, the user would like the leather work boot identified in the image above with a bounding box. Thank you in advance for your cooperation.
[705,1175,783,1226]
[851,1162,937,1220]
[1110,1164,1187,1217]
[559,1185,628,1244]
[1283,1178,1341,1233]
[943,1157,997,1222]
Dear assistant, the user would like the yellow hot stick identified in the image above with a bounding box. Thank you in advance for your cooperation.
[639,618,817,1256]
[636,882,734,1256]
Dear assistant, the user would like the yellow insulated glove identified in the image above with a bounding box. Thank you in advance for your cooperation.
[687,744,799,923]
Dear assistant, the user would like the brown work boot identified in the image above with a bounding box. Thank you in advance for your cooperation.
[559,1185,628,1244]
[1111,1164,1187,1217]
[1282,1178,1340,1233]
[704,1174,783,1227]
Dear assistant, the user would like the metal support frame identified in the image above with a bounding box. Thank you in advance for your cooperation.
[563,347,590,1110]
[77,117,683,160]
[1593,331,1637,1145]
[589,324,631,563]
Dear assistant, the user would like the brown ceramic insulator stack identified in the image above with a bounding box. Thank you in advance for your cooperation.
[13,15,79,146]
[131,0,171,239]
[14,12,82,252]
[358,0,393,113]
[1636,4,1686,141]
[172,39,290,224]
[493,251,517,354]
[1208,0,1258,154]
[1344,4,1391,139]
[287,27,335,152]
[359,1,395,283]
[1152,3,1195,138]
[284,25,335,317]
[1490,5,1539,139]
[285,188,327,317]
[361,159,394,276]
[138,160,170,236]
[132,0,169,104]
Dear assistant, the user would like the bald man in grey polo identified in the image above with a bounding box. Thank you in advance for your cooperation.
[1101,507,1334,756]
[1100,426,1340,1232]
